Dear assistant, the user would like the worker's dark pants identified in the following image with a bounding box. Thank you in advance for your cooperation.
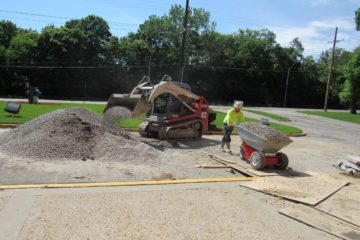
[222,124,234,143]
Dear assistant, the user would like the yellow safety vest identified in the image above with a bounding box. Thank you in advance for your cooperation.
[223,108,244,126]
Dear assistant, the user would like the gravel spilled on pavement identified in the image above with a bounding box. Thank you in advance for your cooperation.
[0,108,161,162]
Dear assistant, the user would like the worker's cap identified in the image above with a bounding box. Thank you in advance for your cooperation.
[233,101,243,109]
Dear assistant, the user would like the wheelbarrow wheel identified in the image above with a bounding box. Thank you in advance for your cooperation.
[275,152,289,170]
[250,151,265,170]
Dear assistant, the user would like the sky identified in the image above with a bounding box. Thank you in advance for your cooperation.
[1,0,359,57]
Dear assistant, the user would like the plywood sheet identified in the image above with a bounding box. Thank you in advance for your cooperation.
[239,174,349,205]
[316,184,360,227]
[279,204,360,240]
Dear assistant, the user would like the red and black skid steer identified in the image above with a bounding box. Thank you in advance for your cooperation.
[104,75,215,140]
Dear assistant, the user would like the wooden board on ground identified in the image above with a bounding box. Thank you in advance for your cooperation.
[279,204,360,240]
[194,164,231,169]
[316,184,360,228]
[347,155,360,162]
[204,152,278,177]
[239,174,349,205]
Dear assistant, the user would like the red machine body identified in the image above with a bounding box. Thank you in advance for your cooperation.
[240,140,289,170]
[241,141,279,165]
[164,96,209,133]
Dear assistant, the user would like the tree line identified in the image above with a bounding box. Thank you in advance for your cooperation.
[0,5,359,113]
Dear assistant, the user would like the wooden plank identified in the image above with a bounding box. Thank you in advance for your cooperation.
[195,164,232,169]
[204,152,278,177]
[239,174,349,205]
[0,177,256,190]
[279,204,360,240]
[208,156,255,177]
[316,184,360,228]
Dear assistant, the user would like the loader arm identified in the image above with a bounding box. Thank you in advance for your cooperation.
[105,76,202,119]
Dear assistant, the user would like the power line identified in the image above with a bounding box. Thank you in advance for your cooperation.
[0,9,68,20]
[0,63,179,69]
[0,15,64,25]
[0,9,139,27]
[0,15,137,31]
[0,63,323,75]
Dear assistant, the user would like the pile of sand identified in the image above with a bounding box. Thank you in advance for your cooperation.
[0,108,161,162]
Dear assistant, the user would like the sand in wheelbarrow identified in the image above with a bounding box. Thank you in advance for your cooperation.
[0,108,160,163]
[238,122,291,142]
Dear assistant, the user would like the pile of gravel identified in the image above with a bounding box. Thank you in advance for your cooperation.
[102,106,131,129]
[238,122,290,142]
[0,108,161,162]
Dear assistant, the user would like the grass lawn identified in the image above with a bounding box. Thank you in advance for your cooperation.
[245,109,291,121]
[213,111,302,134]
[0,101,105,124]
[0,102,303,134]
[298,110,360,124]
[117,116,144,128]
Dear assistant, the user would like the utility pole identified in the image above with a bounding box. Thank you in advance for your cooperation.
[283,61,297,108]
[324,27,339,112]
[179,0,190,83]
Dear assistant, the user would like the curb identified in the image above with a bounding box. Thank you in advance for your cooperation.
[286,133,307,137]
[0,124,18,129]
[206,130,306,137]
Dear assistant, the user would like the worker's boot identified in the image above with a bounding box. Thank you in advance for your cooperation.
[219,142,226,152]
[226,142,232,153]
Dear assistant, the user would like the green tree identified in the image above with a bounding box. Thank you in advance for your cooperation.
[0,20,17,65]
[317,48,352,108]
[6,30,39,65]
[340,48,360,114]
[355,8,360,31]
[65,15,111,63]
[0,20,17,48]
[37,25,86,64]
[127,5,215,67]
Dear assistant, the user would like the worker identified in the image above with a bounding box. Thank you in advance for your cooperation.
[220,101,245,153]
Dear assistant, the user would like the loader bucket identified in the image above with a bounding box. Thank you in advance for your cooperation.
[104,94,151,117]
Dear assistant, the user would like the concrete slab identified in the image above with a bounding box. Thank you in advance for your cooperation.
[9,183,336,240]
[0,195,36,240]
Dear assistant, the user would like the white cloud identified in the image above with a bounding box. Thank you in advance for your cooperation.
[310,19,354,30]
[267,17,359,57]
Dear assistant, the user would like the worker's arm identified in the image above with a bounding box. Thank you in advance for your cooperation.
[238,111,245,122]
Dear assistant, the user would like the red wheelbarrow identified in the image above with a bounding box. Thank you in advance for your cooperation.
[235,123,292,170]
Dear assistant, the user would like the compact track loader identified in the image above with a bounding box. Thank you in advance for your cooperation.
[104,75,213,139]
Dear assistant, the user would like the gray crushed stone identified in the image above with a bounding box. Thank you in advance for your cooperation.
[238,122,290,142]
[102,106,131,129]
[0,108,162,162]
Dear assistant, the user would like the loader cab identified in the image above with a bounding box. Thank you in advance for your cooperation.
[149,82,194,123]
[151,93,193,121]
